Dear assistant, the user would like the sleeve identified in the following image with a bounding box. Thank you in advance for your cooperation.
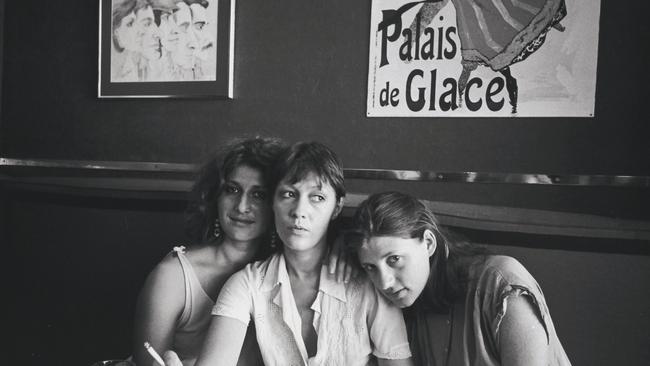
[366,285,412,359]
[480,256,554,349]
[212,268,253,326]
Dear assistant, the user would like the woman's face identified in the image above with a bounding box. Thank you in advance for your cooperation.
[114,11,139,52]
[273,172,342,254]
[217,165,273,244]
[357,231,436,308]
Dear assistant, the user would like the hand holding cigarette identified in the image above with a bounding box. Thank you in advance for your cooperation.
[143,342,166,366]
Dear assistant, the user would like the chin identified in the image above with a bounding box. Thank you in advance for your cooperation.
[395,295,417,308]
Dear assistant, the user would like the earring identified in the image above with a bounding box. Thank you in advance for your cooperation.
[213,219,222,238]
[269,231,278,250]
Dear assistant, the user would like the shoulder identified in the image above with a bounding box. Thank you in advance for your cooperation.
[224,254,278,290]
[474,255,537,287]
[136,251,186,314]
[148,251,185,286]
[343,274,385,306]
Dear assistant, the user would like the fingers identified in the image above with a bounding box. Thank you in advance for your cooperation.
[343,260,353,283]
[162,350,183,366]
[327,249,339,276]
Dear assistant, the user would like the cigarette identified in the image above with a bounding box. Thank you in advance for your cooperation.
[144,342,166,366]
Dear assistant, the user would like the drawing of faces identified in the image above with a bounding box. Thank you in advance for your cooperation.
[157,11,175,52]
[113,10,139,53]
[135,5,162,60]
[189,3,215,62]
[169,2,199,70]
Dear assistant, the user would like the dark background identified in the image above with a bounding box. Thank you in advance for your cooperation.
[1,0,649,365]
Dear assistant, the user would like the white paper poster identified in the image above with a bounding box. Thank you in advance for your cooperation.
[367,0,600,117]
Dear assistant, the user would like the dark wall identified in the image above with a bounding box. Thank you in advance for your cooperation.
[2,1,649,170]
[2,1,649,216]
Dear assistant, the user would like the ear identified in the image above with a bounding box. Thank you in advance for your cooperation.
[331,197,344,220]
[422,229,437,257]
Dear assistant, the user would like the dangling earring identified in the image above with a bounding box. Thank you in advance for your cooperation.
[444,242,450,259]
[269,231,278,250]
[213,219,222,238]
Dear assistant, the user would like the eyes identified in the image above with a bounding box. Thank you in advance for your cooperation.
[222,184,267,201]
[278,189,326,203]
[362,255,402,273]
[387,255,401,265]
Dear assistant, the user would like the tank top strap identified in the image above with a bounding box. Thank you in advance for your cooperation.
[172,246,197,327]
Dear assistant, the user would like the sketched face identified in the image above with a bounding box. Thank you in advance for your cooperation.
[273,172,342,254]
[136,6,161,60]
[169,2,198,69]
[217,165,273,244]
[157,11,175,52]
[114,11,139,52]
[357,231,436,308]
[189,3,214,62]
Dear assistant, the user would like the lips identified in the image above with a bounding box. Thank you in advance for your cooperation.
[386,288,407,299]
[229,216,255,225]
[287,224,309,234]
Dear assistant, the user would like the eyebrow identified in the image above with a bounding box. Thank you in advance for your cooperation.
[226,179,265,189]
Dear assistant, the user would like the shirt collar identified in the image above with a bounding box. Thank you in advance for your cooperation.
[259,253,283,292]
[317,265,347,303]
[258,253,347,303]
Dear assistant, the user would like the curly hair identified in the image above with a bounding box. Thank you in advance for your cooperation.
[184,137,287,243]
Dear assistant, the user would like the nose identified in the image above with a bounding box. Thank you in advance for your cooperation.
[377,268,396,291]
[290,196,308,219]
[236,194,251,213]
[186,28,198,50]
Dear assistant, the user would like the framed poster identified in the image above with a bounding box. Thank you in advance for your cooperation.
[367,0,600,117]
[98,0,235,98]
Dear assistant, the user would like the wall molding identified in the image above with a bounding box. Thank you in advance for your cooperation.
[2,158,649,187]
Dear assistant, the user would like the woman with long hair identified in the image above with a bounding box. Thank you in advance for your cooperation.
[347,191,571,366]
[132,137,286,366]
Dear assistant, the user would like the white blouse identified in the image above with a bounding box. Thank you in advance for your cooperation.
[213,253,411,366]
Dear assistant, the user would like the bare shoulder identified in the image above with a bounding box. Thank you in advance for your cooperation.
[140,252,186,302]
[183,244,218,265]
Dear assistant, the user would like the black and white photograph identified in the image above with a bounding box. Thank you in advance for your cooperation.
[1,0,649,366]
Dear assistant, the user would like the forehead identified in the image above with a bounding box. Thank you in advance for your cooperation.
[174,3,192,24]
[136,5,154,20]
[120,11,136,24]
[359,236,418,260]
[190,3,207,23]
[281,171,333,191]
[226,165,265,186]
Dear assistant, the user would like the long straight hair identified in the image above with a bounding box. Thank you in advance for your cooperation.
[348,191,489,312]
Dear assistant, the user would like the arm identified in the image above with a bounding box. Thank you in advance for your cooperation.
[378,358,414,366]
[194,316,249,366]
[499,295,549,366]
[132,256,186,366]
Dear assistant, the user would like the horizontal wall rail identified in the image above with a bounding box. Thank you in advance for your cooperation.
[2,158,649,187]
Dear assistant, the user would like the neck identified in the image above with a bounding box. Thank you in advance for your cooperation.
[217,237,259,267]
[283,240,327,280]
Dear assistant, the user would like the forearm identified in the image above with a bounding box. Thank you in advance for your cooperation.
[195,316,248,366]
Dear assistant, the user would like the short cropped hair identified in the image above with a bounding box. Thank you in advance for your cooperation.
[270,141,346,200]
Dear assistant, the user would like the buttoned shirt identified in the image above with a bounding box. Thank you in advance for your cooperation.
[213,253,411,366]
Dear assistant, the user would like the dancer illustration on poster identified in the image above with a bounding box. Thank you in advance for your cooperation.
[379,0,567,114]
